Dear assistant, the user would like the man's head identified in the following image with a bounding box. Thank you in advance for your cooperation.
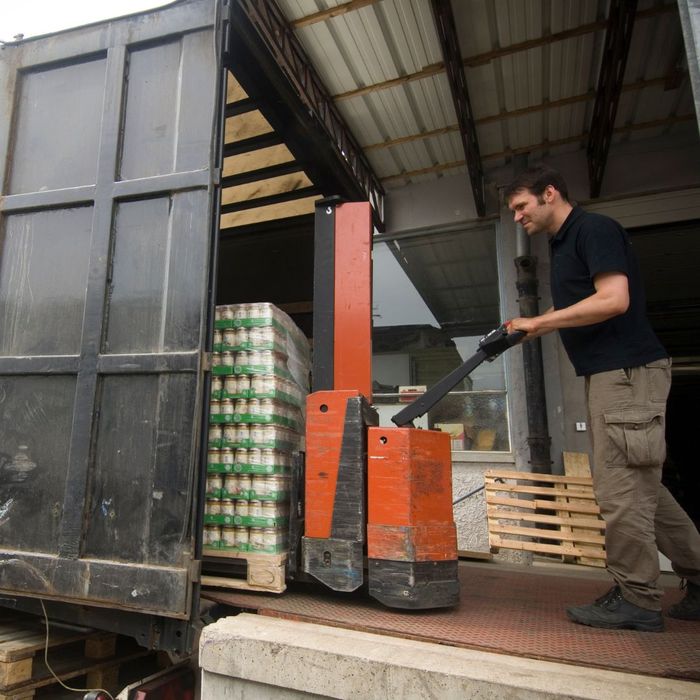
[504,165,572,236]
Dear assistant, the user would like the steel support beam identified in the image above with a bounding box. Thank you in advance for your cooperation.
[587,0,638,198]
[431,0,485,216]
[232,0,384,229]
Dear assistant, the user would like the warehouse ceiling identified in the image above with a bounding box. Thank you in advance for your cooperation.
[228,0,696,222]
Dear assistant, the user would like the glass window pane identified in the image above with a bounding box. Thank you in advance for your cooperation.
[372,226,509,451]
[0,376,75,554]
[0,208,93,356]
[9,58,106,194]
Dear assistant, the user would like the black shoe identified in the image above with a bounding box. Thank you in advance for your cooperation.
[668,580,700,621]
[566,585,664,632]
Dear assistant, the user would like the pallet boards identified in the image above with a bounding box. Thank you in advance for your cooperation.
[0,614,150,700]
[201,552,287,594]
[484,467,606,566]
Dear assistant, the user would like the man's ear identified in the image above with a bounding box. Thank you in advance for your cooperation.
[543,184,556,203]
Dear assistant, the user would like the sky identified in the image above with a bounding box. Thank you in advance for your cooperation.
[1,1,169,41]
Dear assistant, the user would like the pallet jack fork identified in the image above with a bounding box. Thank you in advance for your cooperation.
[301,199,522,609]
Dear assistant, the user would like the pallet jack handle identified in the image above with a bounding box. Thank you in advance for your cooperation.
[391,324,525,428]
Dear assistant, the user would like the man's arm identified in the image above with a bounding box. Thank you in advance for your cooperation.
[508,272,629,339]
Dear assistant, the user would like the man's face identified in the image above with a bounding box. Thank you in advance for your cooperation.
[507,187,553,236]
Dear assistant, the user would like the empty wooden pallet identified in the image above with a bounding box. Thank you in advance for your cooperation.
[484,469,606,566]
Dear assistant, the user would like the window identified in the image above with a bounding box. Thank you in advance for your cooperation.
[372,223,509,452]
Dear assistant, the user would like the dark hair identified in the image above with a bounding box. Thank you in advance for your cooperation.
[503,165,570,203]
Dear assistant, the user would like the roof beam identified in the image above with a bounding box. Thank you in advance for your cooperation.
[291,0,379,29]
[363,76,670,151]
[587,0,638,198]
[431,0,484,216]
[380,114,695,183]
[230,0,385,229]
[334,4,673,102]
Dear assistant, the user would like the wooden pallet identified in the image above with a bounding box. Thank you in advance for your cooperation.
[0,614,152,700]
[202,551,287,593]
[484,468,606,565]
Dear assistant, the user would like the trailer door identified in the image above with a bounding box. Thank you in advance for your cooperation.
[0,0,220,647]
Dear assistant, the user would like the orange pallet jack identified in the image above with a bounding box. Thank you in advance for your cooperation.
[301,199,522,609]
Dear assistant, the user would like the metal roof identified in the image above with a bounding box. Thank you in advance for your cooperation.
[276,0,697,199]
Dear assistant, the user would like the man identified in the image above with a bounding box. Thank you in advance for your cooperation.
[504,164,700,632]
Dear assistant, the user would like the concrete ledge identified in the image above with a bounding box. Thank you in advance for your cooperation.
[199,613,699,699]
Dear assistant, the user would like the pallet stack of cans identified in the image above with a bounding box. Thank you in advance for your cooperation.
[203,302,310,557]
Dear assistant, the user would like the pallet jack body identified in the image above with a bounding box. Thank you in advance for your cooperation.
[301,199,521,609]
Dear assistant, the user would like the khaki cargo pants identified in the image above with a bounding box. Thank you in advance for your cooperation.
[586,358,700,610]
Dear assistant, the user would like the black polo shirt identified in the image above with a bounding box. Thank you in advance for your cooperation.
[549,206,667,376]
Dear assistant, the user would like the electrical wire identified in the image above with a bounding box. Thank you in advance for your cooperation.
[40,599,115,700]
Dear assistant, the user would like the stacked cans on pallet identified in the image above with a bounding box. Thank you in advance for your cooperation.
[203,302,310,555]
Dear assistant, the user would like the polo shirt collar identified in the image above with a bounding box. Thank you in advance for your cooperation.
[550,205,585,244]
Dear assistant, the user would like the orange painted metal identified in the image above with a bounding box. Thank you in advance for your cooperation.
[367,426,457,561]
[304,389,360,539]
[333,202,373,401]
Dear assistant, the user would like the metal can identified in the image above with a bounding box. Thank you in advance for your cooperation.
[236,374,251,393]
[213,329,223,347]
[247,399,261,416]
[205,498,222,516]
[247,448,262,465]
[251,375,266,394]
[207,448,221,466]
[247,350,263,366]
[248,327,266,345]
[221,526,237,547]
[234,526,249,547]
[206,474,223,495]
[257,303,273,319]
[263,528,283,548]
[234,351,249,366]
[249,527,264,549]
[267,475,288,494]
[248,500,263,517]
[249,425,266,444]
[263,424,280,442]
[224,376,238,397]
[203,525,221,546]
[211,376,223,397]
[220,498,236,516]
[234,304,249,320]
[220,399,234,417]
[222,328,237,347]
[234,448,249,465]
[260,398,276,416]
[223,474,238,496]
[238,474,253,493]
[220,448,235,469]
[222,425,236,446]
[234,425,250,443]
[220,351,235,366]
[251,475,269,496]
[234,327,248,345]
[233,399,249,415]
[235,499,249,516]
[209,400,221,416]
[220,305,235,320]
[261,448,276,466]
[208,426,222,446]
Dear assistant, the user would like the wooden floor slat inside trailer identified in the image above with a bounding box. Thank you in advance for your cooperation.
[202,561,700,683]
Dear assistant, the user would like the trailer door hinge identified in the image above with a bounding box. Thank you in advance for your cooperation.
[190,559,201,583]
[201,352,213,371]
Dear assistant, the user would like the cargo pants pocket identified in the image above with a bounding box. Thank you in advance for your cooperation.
[603,410,666,467]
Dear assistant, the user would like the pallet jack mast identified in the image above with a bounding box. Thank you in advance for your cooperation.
[301,199,523,609]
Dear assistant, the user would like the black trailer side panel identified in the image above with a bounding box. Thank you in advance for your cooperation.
[0,0,220,645]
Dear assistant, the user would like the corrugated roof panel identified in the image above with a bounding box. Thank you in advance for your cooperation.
[273,0,695,195]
